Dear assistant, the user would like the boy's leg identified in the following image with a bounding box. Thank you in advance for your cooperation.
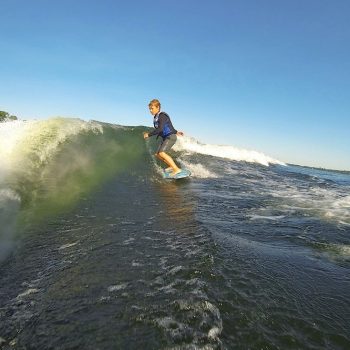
[155,134,181,175]
[157,152,181,175]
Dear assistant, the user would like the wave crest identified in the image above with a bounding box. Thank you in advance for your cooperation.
[174,136,284,166]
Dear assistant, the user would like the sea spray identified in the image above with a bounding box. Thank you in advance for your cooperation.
[0,118,146,225]
[174,135,285,166]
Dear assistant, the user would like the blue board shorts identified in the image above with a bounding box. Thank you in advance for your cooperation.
[156,134,177,153]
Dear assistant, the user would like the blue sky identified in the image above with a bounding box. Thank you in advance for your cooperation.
[1,0,349,170]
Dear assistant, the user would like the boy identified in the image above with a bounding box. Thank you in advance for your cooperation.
[143,99,183,176]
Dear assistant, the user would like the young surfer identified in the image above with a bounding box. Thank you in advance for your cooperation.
[143,99,183,176]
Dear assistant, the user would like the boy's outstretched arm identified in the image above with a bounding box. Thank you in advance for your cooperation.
[143,117,166,139]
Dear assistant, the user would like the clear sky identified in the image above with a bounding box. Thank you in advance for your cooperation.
[1,0,349,170]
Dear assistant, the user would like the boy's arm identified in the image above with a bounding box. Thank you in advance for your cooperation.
[146,114,166,138]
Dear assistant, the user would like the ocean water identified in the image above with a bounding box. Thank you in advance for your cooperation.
[0,118,349,349]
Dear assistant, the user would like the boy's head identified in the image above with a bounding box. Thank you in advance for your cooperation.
[148,99,161,116]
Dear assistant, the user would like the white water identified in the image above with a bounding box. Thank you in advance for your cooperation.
[179,159,218,179]
[243,169,350,226]
[174,135,285,166]
[0,118,103,179]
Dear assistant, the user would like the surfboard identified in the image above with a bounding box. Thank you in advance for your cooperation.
[163,168,191,180]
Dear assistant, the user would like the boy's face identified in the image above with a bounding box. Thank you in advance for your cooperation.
[149,104,160,116]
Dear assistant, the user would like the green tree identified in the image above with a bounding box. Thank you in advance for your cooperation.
[0,111,18,122]
[0,111,9,121]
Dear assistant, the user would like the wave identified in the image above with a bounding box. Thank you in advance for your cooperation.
[1,118,285,205]
[0,118,102,181]
[1,117,349,267]
[174,135,285,166]
[3,116,344,238]
[0,118,146,226]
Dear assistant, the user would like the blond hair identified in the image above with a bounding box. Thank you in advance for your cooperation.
[148,99,161,108]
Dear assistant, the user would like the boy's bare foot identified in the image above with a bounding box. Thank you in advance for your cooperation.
[170,169,182,177]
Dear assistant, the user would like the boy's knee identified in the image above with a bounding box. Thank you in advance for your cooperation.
[158,151,167,157]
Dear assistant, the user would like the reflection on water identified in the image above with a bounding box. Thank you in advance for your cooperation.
[1,120,350,348]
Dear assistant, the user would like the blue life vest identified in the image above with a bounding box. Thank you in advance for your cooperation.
[153,112,173,138]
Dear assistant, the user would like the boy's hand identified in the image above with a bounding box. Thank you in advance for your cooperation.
[177,131,184,136]
[143,132,149,139]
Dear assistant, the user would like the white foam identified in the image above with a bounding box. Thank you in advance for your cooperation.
[58,242,79,250]
[107,283,128,292]
[0,189,21,204]
[174,136,285,166]
[122,237,135,245]
[166,266,184,276]
[16,288,39,299]
[179,160,218,178]
[256,177,350,225]
[337,244,350,256]
[249,215,286,221]
[208,326,221,340]
[319,243,350,259]
[0,118,103,179]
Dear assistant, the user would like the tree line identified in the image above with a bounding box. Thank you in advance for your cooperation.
[0,111,18,122]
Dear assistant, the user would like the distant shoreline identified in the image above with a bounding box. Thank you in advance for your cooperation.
[287,163,350,174]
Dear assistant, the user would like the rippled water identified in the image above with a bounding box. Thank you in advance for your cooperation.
[1,120,349,349]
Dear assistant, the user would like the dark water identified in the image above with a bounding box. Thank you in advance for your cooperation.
[0,119,349,349]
